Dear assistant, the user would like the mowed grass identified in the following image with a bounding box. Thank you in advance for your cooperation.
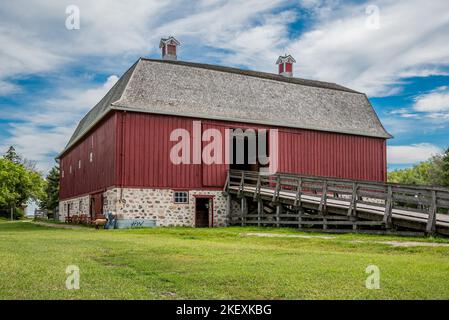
[1,221,449,299]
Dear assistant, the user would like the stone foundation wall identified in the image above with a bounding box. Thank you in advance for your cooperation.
[60,188,229,227]
[58,195,90,221]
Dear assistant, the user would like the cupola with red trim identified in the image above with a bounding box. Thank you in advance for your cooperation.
[159,36,180,61]
[276,54,296,77]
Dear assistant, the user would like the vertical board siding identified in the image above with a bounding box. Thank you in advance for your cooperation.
[202,122,228,187]
[61,111,387,201]
[119,112,202,189]
[119,112,387,189]
[277,130,386,181]
[60,113,116,200]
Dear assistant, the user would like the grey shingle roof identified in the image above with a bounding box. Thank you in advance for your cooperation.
[59,58,391,157]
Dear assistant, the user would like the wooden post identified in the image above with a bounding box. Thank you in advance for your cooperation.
[293,178,302,207]
[10,205,14,221]
[297,207,303,229]
[272,175,281,202]
[241,197,247,227]
[348,182,358,230]
[383,185,393,229]
[318,180,328,214]
[426,190,437,235]
[257,199,263,227]
[347,182,358,216]
[238,171,245,197]
[276,204,282,227]
[223,171,230,194]
[253,175,261,200]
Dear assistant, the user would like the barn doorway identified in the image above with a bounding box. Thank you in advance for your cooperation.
[195,197,213,227]
[90,193,103,220]
[229,129,269,172]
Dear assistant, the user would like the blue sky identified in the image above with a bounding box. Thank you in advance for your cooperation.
[1,0,449,173]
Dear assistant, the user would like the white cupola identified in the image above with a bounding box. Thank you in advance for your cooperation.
[159,36,180,61]
[276,54,296,77]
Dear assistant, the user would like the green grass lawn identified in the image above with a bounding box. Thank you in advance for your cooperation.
[1,220,449,299]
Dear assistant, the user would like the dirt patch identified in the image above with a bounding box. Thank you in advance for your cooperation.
[241,232,335,239]
[379,241,449,247]
[351,240,449,247]
[32,221,86,230]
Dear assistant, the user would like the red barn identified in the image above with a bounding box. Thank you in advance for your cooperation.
[58,37,391,227]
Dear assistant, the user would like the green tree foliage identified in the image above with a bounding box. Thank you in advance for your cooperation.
[3,146,22,164]
[0,146,45,219]
[442,147,449,187]
[39,165,60,211]
[0,158,45,218]
[388,149,448,187]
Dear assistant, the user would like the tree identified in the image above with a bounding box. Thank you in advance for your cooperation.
[442,147,449,187]
[39,165,60,212]
[3,146,22,164]
[388,148,448,187]
[0,158,45,218]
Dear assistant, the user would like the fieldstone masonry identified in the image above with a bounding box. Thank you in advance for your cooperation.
[60,188,229,227]
[59,195,89,218]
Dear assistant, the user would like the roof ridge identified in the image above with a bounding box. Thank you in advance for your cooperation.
[139,57,361,94]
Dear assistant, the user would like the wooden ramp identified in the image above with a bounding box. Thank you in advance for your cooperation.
[224,170,449,236]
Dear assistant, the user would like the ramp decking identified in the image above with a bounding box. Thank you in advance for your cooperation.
[224,170,449,236]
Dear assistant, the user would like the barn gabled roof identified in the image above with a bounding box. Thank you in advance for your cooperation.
[59,58,391,157]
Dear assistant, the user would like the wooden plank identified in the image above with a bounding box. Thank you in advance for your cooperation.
[347,182,358,216]
[293,178,302,207]
[272,175,281,202]
[228,170,449,235]
[318,180,328,214]
[383,185,393,229]
[253,175,261,200]
[298,207,303,229]
[357,190,387,200]
[238,171,245,197]
[426,190,437,234]
[241,197,247,227]
[276,204,282,227]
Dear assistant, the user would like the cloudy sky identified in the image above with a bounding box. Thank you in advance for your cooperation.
[1,0,449,173]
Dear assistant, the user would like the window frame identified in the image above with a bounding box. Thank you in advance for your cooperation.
[173,191,189,204]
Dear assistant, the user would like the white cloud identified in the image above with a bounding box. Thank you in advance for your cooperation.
[2,0,449,172]
[387,143,442,164]
[0,76,118,173]
[0,80,20,95]
[413,86,449,113]
[287,0,449,96]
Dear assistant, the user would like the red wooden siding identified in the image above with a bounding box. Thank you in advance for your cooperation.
[117,112,203,189]
[202,122,228,187]
[118,112,387,189]
[60,110,387,200]
[59,113,116,200]
[278,63,284,74]
[277,130,386,181]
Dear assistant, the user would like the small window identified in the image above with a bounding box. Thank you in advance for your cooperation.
[69,166,72,174]
[89,152,93,162]
[62,170,65,178]
[78,160,81,169]
[167,44,176,55]
[174,191,188,204]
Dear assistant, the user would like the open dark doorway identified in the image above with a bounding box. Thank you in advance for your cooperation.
[90,193,103,220]
[229,129,269,172]
[195,197,212,227]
